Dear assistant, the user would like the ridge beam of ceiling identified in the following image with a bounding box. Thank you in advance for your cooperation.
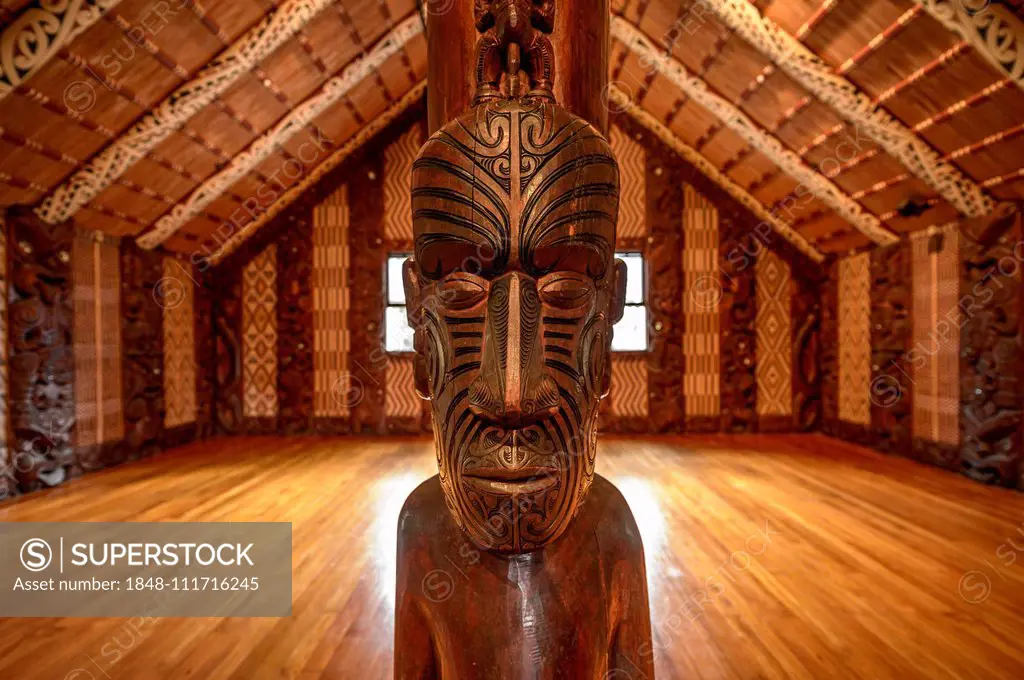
[0,0,124,101]
[34,0,342,226]
[606,85,825,264]
[685,0,997,218]
[137,14,423,250]
[207,80,427,266]
[612,17,898,248]
[912,0,1024,92]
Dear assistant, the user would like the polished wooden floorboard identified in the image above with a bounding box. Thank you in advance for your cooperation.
[1,435,1023,679]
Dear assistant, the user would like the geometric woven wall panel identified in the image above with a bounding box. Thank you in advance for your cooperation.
[608,356,649,418]
[385,355,420,419]
[610,124,646,244]
[314,184,351,419]
[242,244,279,419]
[383,124,421,245]
[682,184,720,417]
[72,233,123,446]
[838,253,872,426]
[162,257,197,429]
[756,247,792,417]
[912,226,960,445]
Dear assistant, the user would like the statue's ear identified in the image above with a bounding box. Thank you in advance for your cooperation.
[404,258,431,399]
[610,258,627,325]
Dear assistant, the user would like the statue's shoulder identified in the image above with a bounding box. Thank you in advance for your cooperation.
[579,474,645,555]
[397,475,447,541]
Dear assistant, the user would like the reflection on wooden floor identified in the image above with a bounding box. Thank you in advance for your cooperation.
[1,435,1023,679]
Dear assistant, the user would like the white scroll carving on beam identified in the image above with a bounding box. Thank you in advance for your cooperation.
[33,0,340,225]
[915,0,1024,91]
[612,18,898,247]
[136,15,423,250]
[0,0,123,100]
[606,86,825,264]
[208,80,427,265]
[683,0,994,218]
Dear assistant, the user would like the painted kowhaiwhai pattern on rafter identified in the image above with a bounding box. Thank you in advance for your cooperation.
[838,253,872,426]
[609,124,646,243]
[35,0,342,226]
[682,0,995,217]
[243,245,279,419]
[756,248,792,417]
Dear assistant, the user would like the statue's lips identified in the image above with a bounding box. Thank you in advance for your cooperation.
[461,466,558,495]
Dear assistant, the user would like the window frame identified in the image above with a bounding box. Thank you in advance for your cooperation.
[384,252,415,354]
[611,250,650,353]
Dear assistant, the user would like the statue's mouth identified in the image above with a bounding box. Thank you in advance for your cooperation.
[462,466,558,494]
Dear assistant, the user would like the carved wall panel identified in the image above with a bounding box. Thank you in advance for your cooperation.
[870,243,915,457]
[792,272,821,432]
[214,267,243,436]
[161,257,196,430]
[719,215,757,433]
[682,185,721,428]
[193,269,216,442]
[756,247,793,429]
[313,184,352,424]
[72,232,123,451]
[960,217,1023,488]
[242,245,279,421]
[120,241,163,462]
[278,213,314,435]
[911,227,961,453]
[838,253,872,427]
[821,259,840,436]
[6,209,75,492]
[0,215,8,499]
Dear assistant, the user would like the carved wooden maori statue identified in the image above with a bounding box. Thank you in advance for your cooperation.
[6,207,75,492]
[474,0,555,101]
[959,203,1023,488]
[395,7,654,676]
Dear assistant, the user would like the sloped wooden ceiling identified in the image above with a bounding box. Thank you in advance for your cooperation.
[0,0,1021,260]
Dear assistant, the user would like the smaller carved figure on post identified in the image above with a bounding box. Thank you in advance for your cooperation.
[473,0,556,101]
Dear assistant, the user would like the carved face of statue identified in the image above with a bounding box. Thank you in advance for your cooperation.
[405,99,624,554]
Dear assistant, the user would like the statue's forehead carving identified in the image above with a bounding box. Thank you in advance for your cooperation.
[412,99,620,280]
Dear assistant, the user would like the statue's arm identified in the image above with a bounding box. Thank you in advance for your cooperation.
[394,521,437,679]
[609,561,657,678]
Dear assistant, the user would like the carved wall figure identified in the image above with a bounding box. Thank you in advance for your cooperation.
[121,242,164,461]
[871,243,915,456]
[719,215,757,433]
[6,208,75,492]
[473,0,556,101]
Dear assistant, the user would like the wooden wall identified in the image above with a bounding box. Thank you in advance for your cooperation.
[822,210,1024,490]
[0,208,214,498]
[211,106,821,436]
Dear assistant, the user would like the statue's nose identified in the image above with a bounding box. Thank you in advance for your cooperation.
[468,273,560,427]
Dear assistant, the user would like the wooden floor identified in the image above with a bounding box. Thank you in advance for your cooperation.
[1,435,1023,679]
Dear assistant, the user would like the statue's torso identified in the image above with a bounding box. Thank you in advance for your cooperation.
[395,475,654,679]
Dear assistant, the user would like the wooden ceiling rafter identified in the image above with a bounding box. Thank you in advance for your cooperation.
[0,0,124,101]
[911,0,1024,92]
[208,79,428,265]
[607,85,825,263]
[874,40,970,104]
[613,17,898,246]
[34,0,342,226]
[690,0,996,218]
[834,5,923,76]
[794,0,840,39]
[136,13,424,250]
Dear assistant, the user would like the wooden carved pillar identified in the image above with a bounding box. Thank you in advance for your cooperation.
[347,154,387,434]
[821,259,840,436]
[277,213,314,435]
[720,215,757,433]
[426,0,609,134]
[213,266,243,435]
[959,204,1023,488]
[792,271,821,432]
[870,242,914,456]
[645,144,685,433]
[6,207,75,492]
[121,242,164,460]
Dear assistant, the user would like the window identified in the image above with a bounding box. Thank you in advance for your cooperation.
[384,252,648,352]
[385,254,415,352]
[612,252,648,352]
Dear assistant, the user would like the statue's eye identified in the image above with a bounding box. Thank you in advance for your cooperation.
[539,274,593,310]
[439,275,487,310]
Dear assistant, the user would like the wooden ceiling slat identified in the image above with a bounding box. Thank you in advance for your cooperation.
[689,0,997,217]
[835,6,923,76]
